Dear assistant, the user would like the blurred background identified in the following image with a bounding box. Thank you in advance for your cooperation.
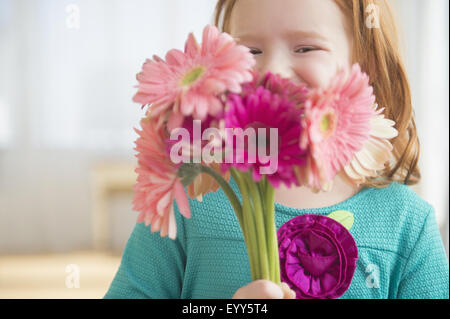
[0,0,448,298]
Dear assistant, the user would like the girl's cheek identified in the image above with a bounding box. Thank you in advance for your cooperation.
[293,56,339,90]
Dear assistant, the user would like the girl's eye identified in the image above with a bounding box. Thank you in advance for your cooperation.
[249,48,262,55]
[295,47,316,54]
[247,47,317,55]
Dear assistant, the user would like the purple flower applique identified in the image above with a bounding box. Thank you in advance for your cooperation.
[277,212,358,299]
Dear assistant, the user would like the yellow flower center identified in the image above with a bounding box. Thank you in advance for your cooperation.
[321,115,331,131]
[320,110,337,139]
[181,66,205,86]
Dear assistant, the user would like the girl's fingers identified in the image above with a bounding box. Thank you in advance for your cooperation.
[233,280,284,299]
[280,282,296,299]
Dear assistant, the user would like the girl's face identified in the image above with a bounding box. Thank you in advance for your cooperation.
[229,0,353,90]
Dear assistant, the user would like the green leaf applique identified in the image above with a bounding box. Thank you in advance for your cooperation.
[327,210,354,230]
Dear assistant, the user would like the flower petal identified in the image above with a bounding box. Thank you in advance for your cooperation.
[185,32,200,58]
[174,180,191,218]
[165,49,186,67]
[168,205,177,240]
[156,189,173,216]
[370,116,398,139]
[343,162,364,182]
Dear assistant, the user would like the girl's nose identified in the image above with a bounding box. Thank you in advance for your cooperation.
[258,50,297,82]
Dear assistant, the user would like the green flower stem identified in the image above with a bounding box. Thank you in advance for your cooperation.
[263,182,280,285]
[200,165,261,279]
[200,165,243,226]
[200,165,280,284]
[231,169,260,280]
[244,172,270,280]
[258,176,267,197]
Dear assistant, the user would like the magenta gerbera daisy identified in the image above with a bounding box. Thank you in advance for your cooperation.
[299,64,376,192]
[223,72,308,188]
[133,25,255,130]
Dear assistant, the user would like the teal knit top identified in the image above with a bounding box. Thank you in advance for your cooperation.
[104,179,449,299]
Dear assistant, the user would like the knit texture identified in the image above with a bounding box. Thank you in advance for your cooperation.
[104,179,449,299]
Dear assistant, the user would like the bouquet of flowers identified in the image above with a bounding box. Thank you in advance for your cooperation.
[131,25,398,298]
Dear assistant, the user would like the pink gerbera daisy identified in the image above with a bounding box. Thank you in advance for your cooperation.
[133,116,191,239]
[133,25,255,130]
[299,64,376,192]
[224,72,308,188]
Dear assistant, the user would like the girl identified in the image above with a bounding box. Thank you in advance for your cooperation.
[105,0,449,299]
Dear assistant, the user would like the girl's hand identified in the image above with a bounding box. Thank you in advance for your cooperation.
[232,280,296,299]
